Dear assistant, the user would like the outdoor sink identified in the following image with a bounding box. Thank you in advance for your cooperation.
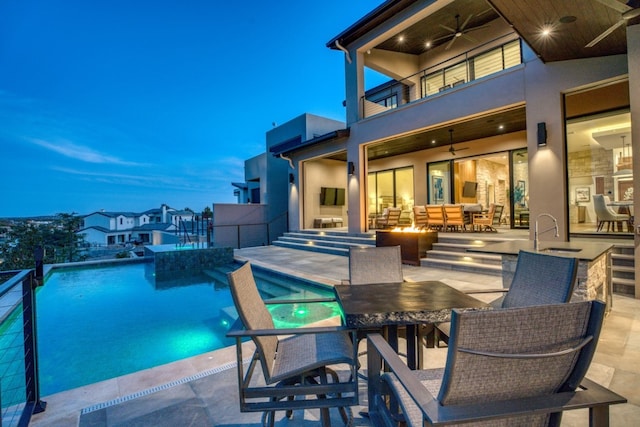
[539,247,582,254]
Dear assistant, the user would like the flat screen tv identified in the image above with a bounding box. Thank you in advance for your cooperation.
[462,181,478,198]
[320,187,345,205]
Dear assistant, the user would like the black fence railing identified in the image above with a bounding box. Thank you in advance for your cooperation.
[208,211,289,249]
[0,268,46,427]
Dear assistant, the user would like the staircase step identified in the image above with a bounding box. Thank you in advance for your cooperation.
[420,258,502,276]
[272,240,349,256]
[612,277,635,296]
[282,232,375,246]
[276,236,371,250]
[425,250,502,265]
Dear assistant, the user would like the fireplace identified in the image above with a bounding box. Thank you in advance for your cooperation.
[376,229,438,266]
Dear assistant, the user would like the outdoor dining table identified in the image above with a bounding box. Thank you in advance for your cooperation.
[333,280,490,370]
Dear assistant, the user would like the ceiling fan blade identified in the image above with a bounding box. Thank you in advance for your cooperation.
[459,14,473,31]
[432,33,455,43]
[445,36,457,50]
[464,24,491,34]
[439,23,456,33]
[594,0,632,14]
[462,33,478,43]
[585,19,626,47]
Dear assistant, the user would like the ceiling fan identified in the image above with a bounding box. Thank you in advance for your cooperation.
[434,13,490,50]
[586,0,640,47]
[445,129,470,156]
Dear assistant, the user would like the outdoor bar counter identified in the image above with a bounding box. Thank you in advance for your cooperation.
[469,240,614,311]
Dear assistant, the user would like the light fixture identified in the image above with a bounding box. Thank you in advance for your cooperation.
[537,122,547,147]
[347,161,355,176]
[289,173,295,184]
[614,135,632,176]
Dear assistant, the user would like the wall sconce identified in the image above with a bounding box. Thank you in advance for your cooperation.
[537,122,547,147]
[289,173,295,184]
[347,161,355,176]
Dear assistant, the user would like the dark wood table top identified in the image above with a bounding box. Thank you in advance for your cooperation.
[334,280,490,328]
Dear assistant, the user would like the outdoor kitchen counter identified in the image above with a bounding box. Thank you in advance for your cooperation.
[468,240,614,312]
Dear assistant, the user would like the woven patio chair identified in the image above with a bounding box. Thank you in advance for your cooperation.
[435,250,579,346]
[226,262,358,427]
[367,300,626,427]
[348,245,403,285]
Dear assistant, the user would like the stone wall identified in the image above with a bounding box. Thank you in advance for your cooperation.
[145,245,234,280]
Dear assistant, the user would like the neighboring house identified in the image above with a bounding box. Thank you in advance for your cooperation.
[79,205,181,246]
[265,0,637,247]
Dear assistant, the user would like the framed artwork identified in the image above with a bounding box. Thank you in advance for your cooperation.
[575,187,591,203]
[432,176,444,203]
[514,180,526,207]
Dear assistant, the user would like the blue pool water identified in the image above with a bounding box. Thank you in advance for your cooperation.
[35,261,339,396]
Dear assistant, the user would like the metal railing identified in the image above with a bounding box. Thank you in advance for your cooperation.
[0,268,46,427]
[209,211,289,249]
[361,33,521,119]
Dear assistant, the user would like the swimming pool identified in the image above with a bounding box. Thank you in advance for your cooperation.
[34,261,340,396]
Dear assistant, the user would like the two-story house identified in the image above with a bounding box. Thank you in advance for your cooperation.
[268,1,637,241]
[80,204,188,246]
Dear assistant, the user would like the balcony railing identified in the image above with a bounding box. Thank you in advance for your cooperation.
[361,33,521,120]
[0,268,46,427]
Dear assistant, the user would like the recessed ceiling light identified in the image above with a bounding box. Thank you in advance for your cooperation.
[431,140,436,144]
[499,125,505,130]
[425,41,431,48]
[541,27,552,36]
[398,35,405,42]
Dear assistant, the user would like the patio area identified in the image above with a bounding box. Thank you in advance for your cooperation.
[29,245,640,426]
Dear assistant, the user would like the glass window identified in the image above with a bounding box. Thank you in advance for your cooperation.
[511,149,529,228]
[444,63,467,87]
[368,167,414,227]
[567,110,632,235]
[422,72,444,97]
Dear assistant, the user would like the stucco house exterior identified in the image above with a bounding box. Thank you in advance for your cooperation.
[261,0,638,297]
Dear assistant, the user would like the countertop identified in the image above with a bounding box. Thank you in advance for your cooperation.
[468,240,614,262]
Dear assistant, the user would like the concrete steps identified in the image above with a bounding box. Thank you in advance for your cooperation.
[272,230,375,256]
[420,233,508,276]
[611,244,635,296]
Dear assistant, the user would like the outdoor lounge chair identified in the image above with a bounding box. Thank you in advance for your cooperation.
[226,262,358,427]
[435,250,579,346]
[367,300,626,427]
[443,204,466,231]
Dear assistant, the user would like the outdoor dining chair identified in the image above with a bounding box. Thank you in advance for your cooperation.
[376,207,402,229]
[226,262,359,427]
[425,205,445,230]
[412,205,428,229]
[443,204,467,231]
[367,300,626,426]
[434,250,579,346]
[347,245,403,285]
[471,203,497,232]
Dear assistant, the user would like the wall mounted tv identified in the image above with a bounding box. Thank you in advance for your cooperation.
[462,181,478,198]
[320,187,345,206]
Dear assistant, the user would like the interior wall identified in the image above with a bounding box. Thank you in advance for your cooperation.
[303,159,348,229]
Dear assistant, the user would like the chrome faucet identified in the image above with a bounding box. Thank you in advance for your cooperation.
[534,213,559,251]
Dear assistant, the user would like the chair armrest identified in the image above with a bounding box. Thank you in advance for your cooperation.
[264,297,337,305]
[226,323,354,338]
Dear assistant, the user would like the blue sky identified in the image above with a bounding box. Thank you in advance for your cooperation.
[0,0,383,217]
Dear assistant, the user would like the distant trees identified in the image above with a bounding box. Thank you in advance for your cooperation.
[0,213,86,271]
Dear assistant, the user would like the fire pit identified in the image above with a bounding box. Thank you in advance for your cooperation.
[376,227,438,266]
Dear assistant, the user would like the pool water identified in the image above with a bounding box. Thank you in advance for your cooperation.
[35,261,339,396]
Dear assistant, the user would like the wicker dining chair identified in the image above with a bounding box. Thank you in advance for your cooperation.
[367,300,625,427]
[434,250,579,346]
[226,262,358,427]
